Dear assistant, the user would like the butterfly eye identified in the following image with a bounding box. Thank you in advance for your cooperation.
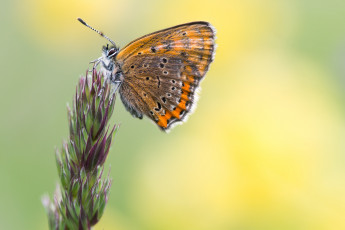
[107,48,116,58]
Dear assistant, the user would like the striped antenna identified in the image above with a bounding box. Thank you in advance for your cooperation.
[77,18,116,47]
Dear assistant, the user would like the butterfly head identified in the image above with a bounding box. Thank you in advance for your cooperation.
[100,44,119,73]
[102,44,119,60]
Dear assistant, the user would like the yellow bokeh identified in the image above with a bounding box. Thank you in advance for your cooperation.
[13,0,129,52]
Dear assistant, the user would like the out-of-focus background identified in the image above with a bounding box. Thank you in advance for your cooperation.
[1,0,345,229]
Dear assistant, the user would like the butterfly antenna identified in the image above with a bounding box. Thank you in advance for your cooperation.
[77,18,116,47]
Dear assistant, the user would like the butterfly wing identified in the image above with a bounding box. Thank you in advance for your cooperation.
[116,21,216,131]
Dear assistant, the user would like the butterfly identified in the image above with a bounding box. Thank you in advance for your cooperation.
[78,18,216,132]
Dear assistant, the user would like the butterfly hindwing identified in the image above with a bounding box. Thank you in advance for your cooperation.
[116,22,216,131]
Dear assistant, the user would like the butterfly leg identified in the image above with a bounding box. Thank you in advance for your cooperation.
[97,58,115,96]
[90,56,102,64]
[88,57,102,72]
[109,70,123,98]
[109,81,121,100]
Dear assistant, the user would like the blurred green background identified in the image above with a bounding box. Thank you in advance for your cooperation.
[1,0,345,229]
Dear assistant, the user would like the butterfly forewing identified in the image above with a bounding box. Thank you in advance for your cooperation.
[116,21,216,131]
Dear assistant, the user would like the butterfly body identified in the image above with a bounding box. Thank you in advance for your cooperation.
[86,21,216,131]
